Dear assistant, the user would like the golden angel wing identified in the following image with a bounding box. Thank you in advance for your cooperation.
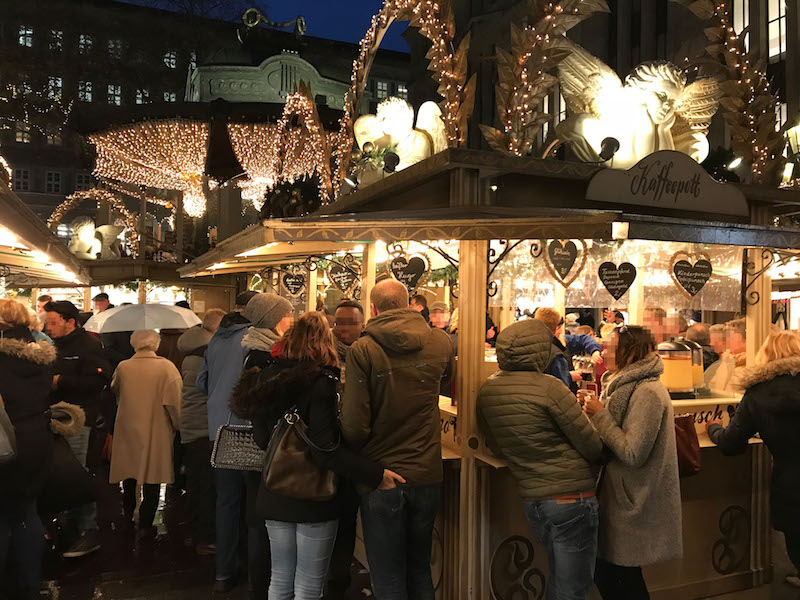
[673,77,721,139]
[557,40,623,117]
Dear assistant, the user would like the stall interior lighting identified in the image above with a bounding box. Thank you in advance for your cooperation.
[612,222,630,240]
[783,162,796,183]
[728,157,743,169]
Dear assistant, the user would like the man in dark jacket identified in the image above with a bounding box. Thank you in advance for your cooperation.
[478,318,603,599]
[341,280,455,600]
[685,323,720,370]
[44,300,111,558]
[535,307,603,392]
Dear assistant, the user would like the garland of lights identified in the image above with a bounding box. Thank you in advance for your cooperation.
[0,84,73,137]
[47,188,140,257]
[89,120,210,217]
[332,0,476,197]
[0,156,10,186]
[674,0,788,185]
[99,177,176,211]
[480,0,610,156]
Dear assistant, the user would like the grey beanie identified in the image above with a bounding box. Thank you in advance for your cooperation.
[430,301,449,312]
[243,293,294,330]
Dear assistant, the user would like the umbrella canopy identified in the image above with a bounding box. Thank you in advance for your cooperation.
[84,304,201,334]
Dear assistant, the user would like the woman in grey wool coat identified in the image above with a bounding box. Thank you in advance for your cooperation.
[583,325,682,600]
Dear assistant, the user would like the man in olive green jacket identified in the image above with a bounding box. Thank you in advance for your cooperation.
[341,280,455,600]
[477,318,603,600]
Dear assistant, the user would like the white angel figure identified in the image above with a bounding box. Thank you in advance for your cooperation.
[352,97,448,187]
[556,42,721,170]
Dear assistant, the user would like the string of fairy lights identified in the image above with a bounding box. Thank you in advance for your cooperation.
[46,188,140,257]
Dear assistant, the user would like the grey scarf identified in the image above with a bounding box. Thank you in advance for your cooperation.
[601,352,663,424]
[241,327,281,353]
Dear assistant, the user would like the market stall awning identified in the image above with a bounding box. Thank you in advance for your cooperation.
[0,182,90,287]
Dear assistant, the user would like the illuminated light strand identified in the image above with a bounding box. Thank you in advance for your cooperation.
[46,188,140,257]
[89,120,210,217]
[99,177,176,211]
[0,155,11,185]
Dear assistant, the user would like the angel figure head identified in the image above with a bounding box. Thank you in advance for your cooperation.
[625,61,688,125]
[354,114,381,150]
[377,97,415,141]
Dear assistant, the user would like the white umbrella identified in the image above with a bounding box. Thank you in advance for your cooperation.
[84,304,201,334]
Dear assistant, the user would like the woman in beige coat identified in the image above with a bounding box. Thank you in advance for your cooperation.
[110,329,181,534]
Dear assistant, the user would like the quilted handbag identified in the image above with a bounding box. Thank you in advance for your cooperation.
[211,413,266,472]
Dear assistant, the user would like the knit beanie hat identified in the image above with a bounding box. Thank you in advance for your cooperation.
[243,293,294,330]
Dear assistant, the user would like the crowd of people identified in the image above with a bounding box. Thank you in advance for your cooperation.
[1,285,799,600]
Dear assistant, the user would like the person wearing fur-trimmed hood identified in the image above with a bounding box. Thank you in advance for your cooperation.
[707,330,800,587]
[0,299,57,599]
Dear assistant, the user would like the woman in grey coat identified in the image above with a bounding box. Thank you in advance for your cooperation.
[583,325,682,599]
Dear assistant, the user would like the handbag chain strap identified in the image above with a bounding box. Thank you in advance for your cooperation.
[282,407,340,453]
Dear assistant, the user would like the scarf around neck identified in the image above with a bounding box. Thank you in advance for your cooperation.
[241,327,281,353]
[601,352,663,424]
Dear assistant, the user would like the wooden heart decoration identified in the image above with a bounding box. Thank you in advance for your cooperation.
[282,271,306,298]
[390,254,430,294]
[328,263,359,297]
[598,262,637,301]
[670,252,712,298]
[543,239,588,288]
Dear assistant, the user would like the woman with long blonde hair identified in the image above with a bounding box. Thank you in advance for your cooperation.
[708,330,800,587]
[240,311,404,600]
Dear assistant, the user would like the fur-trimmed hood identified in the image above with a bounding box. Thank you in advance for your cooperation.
[49,401,86,437]
[0,337,56,366]
[736,356,800,390]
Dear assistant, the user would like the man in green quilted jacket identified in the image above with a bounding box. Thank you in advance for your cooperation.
[477,318,603,600]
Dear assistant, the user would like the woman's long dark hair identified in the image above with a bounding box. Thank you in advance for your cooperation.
[615,325,656,370]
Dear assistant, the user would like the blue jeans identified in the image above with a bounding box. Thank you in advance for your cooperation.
[64,426,98,533]
[266,520,338,600]
[359,483,441,600]
[523,496,599,600]
[215,468,270,589]
[0,501,45,597]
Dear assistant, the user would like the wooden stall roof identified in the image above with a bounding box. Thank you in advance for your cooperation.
[0,181,90,286]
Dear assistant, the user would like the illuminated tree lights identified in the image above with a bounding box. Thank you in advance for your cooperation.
[47,188,140,257]
[480,0,610,156]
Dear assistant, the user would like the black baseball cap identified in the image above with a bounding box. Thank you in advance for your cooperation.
[44,301,81,324]
[236,290,259,307]
[92,293,110,302]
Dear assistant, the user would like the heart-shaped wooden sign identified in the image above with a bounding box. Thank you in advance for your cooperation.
[282,271,306,298]
[328,263,359,297]
[670,252,712,297]
[598,262,637,301]
[390,254,430,294]
[544,239,588,288]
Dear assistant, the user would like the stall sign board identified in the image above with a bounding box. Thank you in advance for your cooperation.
[586,151,749,217]
[548,240,578,279]
[673,259,713,297]
[390,255,430,294]
[328,263,359,297]
[282,272,306,297]
[598,262,637,300]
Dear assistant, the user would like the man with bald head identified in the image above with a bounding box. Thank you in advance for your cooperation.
[341,279,455,600]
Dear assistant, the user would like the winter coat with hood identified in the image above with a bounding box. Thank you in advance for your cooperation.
[590,352,682,566]
[0,325,56,508]
[177,325,213,444]
[341,308,455,487]
[477,320,603,500]
[197,311,250,440]
[233,356,383,523]
[708,356,800,533]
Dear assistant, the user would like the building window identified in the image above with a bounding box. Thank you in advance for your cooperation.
[49,29,63,51]
[47,76,62,101]
[135,88,150,104]
[78,34,93,54]
[107,84,121,106]
[163,91,176,103]
[46,125,62,146]
[164,50,177,68]
[14,74,32,98]
[776,102,788,130]
[542,95,551,140]
[768,0,787,62]
[57,224,71,240]
[45,171,62,194]
[18,26,33,47]
[189,51,197,70]
[15,122,31,143]
[75,173,92,191]
[78,81,93,102]
[13,169,30,192]
[108,39,122,59]
[558,90,567,122]
[397,83,408,100]
[376,81,389,99]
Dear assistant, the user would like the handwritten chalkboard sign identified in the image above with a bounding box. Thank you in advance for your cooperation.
[282,272,306,298]
[544,239,587,287]
[673,259,712,297]
[390,254,430,294]
[598,262,637,301]
[328,263,359,297]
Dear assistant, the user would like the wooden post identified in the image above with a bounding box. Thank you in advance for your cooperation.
[627,268,645,325]
[138,188,147,260]
[361,243,376,317]
[175,192,184,263]
[306,267,318,313]
[456,239,489,600]
[83,287,92,312]
[137,280,147,304]
[30,287,39,311]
